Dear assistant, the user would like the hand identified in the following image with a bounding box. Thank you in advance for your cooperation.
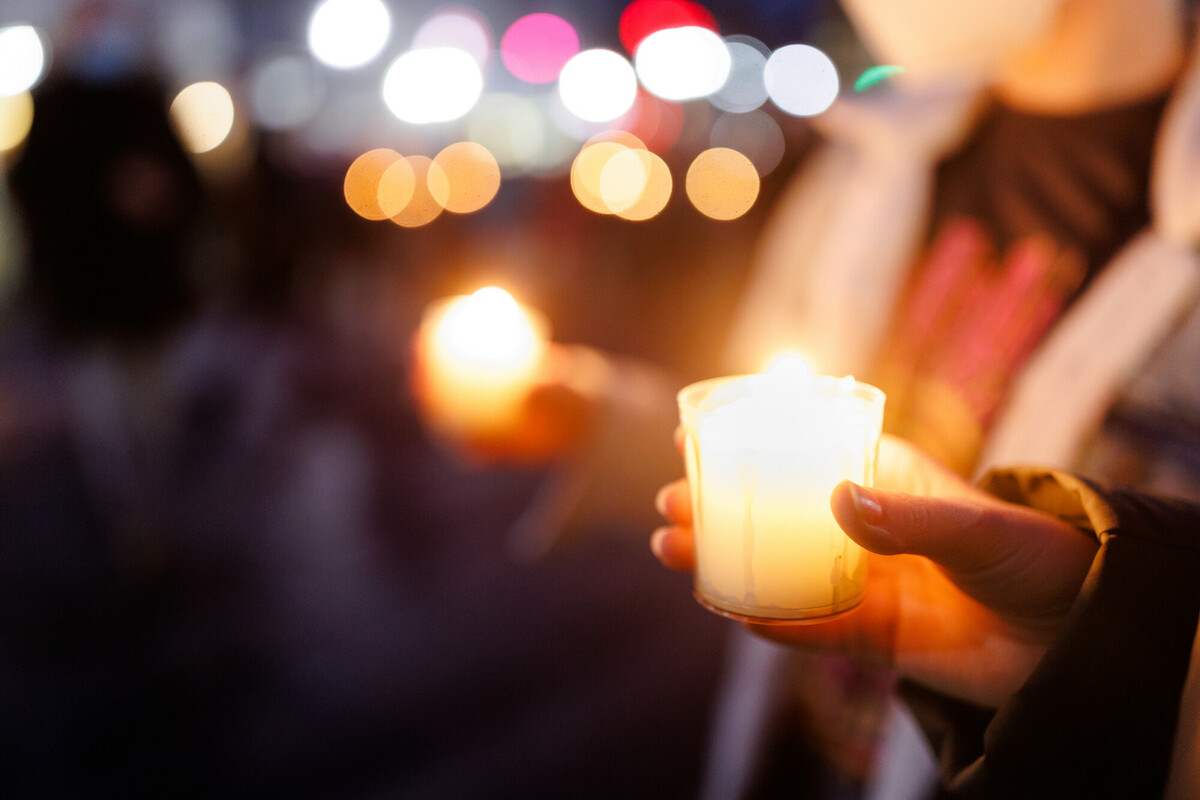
[651,435,1099,708]
[411,342,607,466]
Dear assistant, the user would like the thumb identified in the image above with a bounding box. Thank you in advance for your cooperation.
[831,481,990,568]
[830,480,1097,622]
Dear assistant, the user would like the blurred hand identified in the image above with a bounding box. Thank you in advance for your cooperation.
[651,434,1099,708]
[411,342,608,466]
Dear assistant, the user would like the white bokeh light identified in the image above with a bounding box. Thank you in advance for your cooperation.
[170,81,236,154]
[412,7,492,69]
[0,25,47,97]
[709,37,769,113]
[558,48,637,123]
[764,44,839,117]
[307,0,391,69]
[383,47,483,124]
[634,26,730,102]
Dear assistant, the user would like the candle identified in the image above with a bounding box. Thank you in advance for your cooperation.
[417,287,549,440]
[678,372,885,623]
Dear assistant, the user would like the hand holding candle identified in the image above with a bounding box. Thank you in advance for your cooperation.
[653,434,1099,709]
[413,287,601,463]
[415,286,549,441]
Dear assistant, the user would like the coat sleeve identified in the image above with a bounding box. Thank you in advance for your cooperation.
[929,467,1200,799]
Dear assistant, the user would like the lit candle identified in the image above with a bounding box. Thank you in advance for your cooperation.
[417,287,549,440]
[678,372,885,622]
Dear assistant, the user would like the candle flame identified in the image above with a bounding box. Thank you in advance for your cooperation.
[762,349,815,378]
[434,286,541,367]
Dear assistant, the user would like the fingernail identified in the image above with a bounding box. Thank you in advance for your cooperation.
[654,485,671,518]
[849,483,883,526]
[650,527,668,559]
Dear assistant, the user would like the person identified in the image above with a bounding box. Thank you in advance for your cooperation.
[651,434,1200,798]
[410,0,1200,794]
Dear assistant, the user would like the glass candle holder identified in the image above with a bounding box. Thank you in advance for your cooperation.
[678,373,885,623]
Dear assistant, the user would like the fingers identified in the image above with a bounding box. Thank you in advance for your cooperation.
[654,478,691,525]
[651,525,695,572]
[652,479,695,570]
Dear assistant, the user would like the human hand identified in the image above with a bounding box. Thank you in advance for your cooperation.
[411,342,608,466]
[651,435,1099,708]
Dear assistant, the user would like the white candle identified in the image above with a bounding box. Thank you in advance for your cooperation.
[418,287,549,440]
[678,373,885,622]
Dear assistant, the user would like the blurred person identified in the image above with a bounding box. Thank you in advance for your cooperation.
[651,435,1200,798]
[410,0,1200,796]
[0,73,728,797]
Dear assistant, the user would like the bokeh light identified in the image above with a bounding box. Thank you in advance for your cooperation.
[307,0,391,69]
[686,147,759,220]
[382,48,483,124]
[709,36,769,113]
[634,26,730,102]
[0,90,34,152]
[376,155,418,219]
[764,44,839,117]
[710,109,785,176]
[344,148,402,220]
[500,13,579,84]
[855,65,905,92]
[568,131,670,220]
[0,25,47,97]
[619,0,718,55]
[604,148,672,221]
[412,6,493,70]
[466,92,545,174]
[387,155,446,228]
[571,140,629,215]
[430,141,501,214]
[247,53,324,130]
[558,48,638,123]
[169,81,236,154]
[598,148,649,213]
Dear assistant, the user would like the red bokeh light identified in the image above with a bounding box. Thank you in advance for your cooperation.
[618,0,719,56]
